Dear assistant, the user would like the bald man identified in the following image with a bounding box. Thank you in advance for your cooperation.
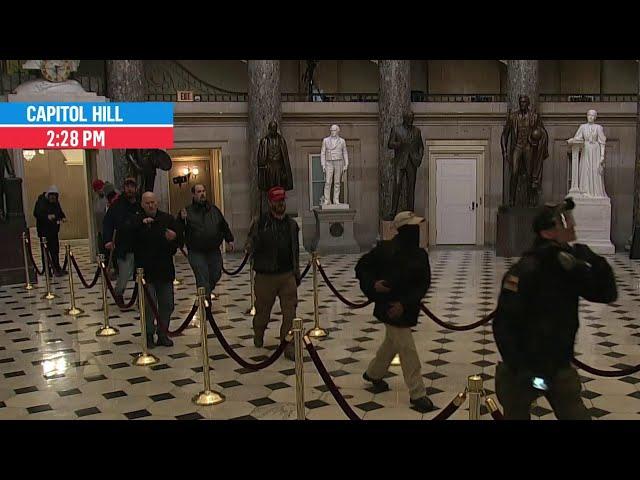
[133,192,184,348]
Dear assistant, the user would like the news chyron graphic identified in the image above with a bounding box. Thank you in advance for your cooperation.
[0,102,173,149]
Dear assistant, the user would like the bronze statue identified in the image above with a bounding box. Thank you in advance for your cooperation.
[125,149,172,193]
[0,149,16,221]
[387,112,424,219]
[501,95,549,207]
[257,120,293,192]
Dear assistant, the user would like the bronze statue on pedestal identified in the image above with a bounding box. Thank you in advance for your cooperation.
[501,95,549,207]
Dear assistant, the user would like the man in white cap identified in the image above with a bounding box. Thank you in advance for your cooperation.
[33,185,67,276]
[355,210,434,413]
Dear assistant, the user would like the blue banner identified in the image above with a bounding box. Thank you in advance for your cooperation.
[0,102,173,125]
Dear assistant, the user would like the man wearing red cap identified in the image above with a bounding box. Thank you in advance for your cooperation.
[245,185,300,361]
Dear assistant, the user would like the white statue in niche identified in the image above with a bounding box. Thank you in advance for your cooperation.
[320,124,349,206]
[568,109,608,198]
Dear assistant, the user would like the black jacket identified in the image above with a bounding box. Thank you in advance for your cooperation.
[493,239,618,379]
[355,235,431,328]
[102,196,141,259]
[245,213,300,283]
[182,200,233,252]
[33,193,66,238]
[133,210,184,283]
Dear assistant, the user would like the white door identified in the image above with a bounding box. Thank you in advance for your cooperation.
[436,158,477,244]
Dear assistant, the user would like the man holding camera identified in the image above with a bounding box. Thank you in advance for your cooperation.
[492,198,618,420]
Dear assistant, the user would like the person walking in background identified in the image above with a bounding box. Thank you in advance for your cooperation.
[33,185,67,276]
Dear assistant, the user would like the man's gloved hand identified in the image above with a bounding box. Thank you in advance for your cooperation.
[558,250,592,273]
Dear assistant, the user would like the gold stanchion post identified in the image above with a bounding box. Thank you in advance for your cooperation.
[467,374,483,420]
[22,232,34,290]
[307,252,327,338]
[132,268,159,366]
[41,237,55,300]
[193,287,225,406]
[245,258,256,315]
[65,245,84,316]
[95,254,118,336]
[293,318,306,420]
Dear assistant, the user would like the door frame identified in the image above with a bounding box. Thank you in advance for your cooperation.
[427,140,487,246]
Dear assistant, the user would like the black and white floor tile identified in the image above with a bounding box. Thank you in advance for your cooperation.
[1,244,639,420]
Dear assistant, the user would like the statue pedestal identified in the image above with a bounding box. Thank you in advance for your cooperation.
[321,203,350,211]
[570,194,615,255]
[0,178,35,286]
[313,208,360,255]
[380,220,428,249]
[496,206,538,257]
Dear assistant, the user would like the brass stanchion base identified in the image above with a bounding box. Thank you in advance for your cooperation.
[43,292,56,300]
[245,306,256,316]
[307,326,328,338]
[25,283,34,291]
[133,353,159,366]
[96,326,119,337]
[391,354,401,366]
[66,307,84,316]
[192,390,225,406]
[173,279,182,286]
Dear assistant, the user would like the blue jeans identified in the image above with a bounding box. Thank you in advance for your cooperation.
[115,253,135,297]
[188,249,223,298]
[144,281,174,339]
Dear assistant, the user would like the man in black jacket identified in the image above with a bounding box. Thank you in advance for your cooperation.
[133,192,183,348]
[180,184,234,300]
[103,178,140,304]
[245,186,300,361]
[33,185,67,276]
[492,198,618,420]
[356,211,434,413]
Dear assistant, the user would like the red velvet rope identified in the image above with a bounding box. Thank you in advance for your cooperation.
[102,268,138,310]
[70,256,101,289]
[304,338,361,421]
[572,357,640,378]
[141,283,199,337]
[205,309,288,370]
[27,241,45,275]
[299,260,312,281]
[222,252,250,276]
[432,393,466,421]
[420,303,496,331]
[316,262,373,309]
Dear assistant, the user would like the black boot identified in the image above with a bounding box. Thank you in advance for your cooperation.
[156,335,174,347]
[362,372,390,393]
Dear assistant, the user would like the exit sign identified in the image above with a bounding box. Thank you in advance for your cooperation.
[176,91,194,102]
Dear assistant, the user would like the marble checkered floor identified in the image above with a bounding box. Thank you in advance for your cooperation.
[1,244,640,420]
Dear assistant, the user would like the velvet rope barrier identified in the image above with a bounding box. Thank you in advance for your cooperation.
[141,283,199,337]
[206,309,288,370]
[484,397,504,420]
[571,357,640,378]
[70,256,101,289]
[299,260,312,281]
[102,268,138,310]
[27,243,45,276]
[221,252,250,276]
[432,392,467,421]
[420,303,496,331]
[304,337,361,421]
[316,262,373,309]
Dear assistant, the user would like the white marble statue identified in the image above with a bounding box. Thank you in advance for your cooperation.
[569,109,607,198]
[320,124,349,205]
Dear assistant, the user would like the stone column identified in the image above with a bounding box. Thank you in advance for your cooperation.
[631,61,640,258]
[106,60,146,190]
[504,60,540,204]
[507,60,539,110]
[247,60,281,220]
[378,60,411,221]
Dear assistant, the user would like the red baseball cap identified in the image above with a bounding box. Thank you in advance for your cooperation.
[267,186,286,202]
[92,179,105,192]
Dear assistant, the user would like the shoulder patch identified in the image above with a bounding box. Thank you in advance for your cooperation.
[502,274,519,292]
